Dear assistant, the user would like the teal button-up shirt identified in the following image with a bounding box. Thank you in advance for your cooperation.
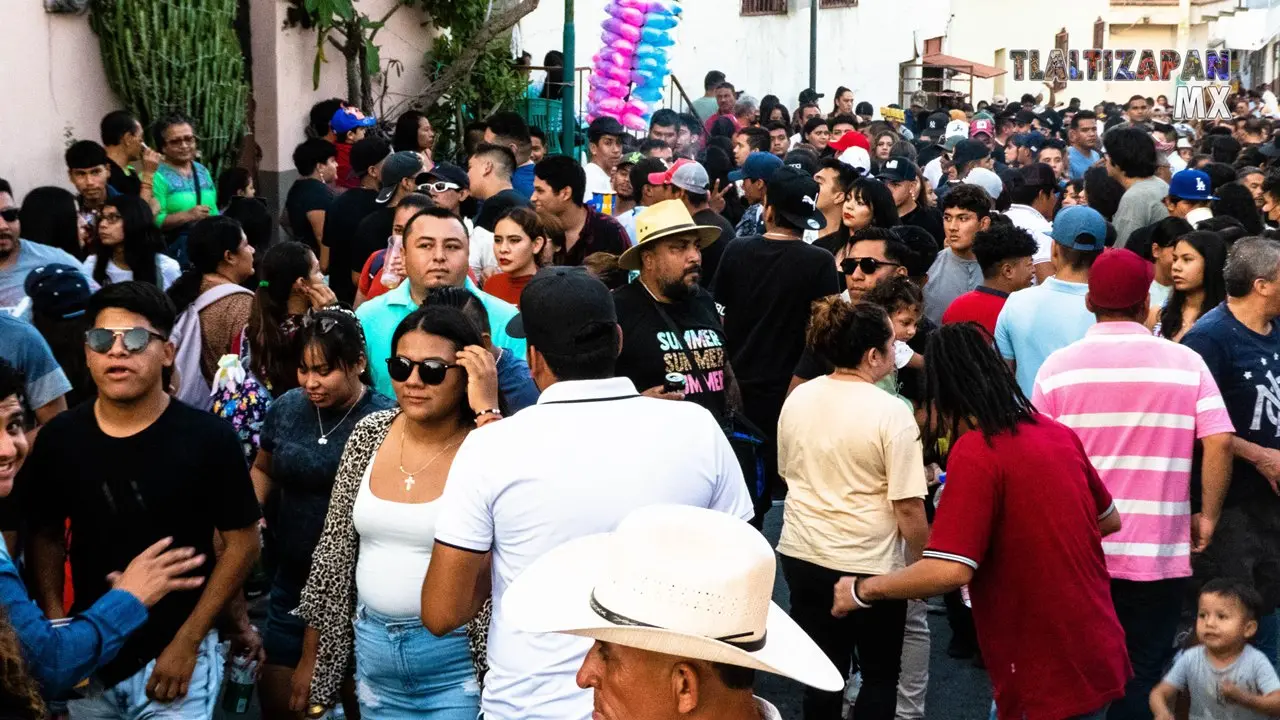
[357,277,525,397]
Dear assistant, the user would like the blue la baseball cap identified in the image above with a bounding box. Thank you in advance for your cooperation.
[1051,206,1108,252]
[1168,169,1218,202]
[729,152,784,183]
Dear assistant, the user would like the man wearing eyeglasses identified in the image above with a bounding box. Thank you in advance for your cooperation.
[0,179,98,318]
[24,282,261,720]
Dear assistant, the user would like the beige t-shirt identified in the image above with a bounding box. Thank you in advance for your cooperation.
[776,375,928,575]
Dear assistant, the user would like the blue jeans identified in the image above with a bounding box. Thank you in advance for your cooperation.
[352,605,479,720]
[68,633,223,720]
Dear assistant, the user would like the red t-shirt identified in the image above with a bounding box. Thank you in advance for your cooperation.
[334,141,361,190]
[924,417,1131,720]
[940,286,1008,338]
[482,272,533,307]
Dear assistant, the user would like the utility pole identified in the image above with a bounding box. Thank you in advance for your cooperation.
[809,0,818,90]
[562,0,577,160]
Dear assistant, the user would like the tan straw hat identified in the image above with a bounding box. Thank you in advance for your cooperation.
[503,504,844,692]
[617,200,722,272]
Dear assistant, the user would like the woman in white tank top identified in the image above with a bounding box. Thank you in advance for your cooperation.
[295,305,503,718]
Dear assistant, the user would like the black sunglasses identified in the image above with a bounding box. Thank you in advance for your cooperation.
[841,257,903,276]
[85,327,166,354]
[302,315,338,335]
[0,209,18,223]
[386,356,461,385]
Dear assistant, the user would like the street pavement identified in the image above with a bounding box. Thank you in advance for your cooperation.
[217,503,992,719]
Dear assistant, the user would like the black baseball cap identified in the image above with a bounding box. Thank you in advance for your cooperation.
[875,157,919,183]
[951,139,990,168]
[423,161,470,190]
[24,264,91,320]
[506,267,618,355]
[1014,109,1037,126]
[798,88,825,105]
[765,165,826,232]
[782,149,820,176]
[588,117,626,142]
[923,113,949,136]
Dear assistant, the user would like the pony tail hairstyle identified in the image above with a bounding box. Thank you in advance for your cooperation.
[168,216,246,314]
[805,297,892,369]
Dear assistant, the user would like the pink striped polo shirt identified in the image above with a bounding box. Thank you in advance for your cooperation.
[1031,321,1234,581]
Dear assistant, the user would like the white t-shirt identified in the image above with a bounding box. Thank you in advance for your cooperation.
[1002,204,1055,266]
[468,222,499,279]
[82,254,182,290]
[923,157,945,189]
[582,162,614,204]
[434,377,753,720]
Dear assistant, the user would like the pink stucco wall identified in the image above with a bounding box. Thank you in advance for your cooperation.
[1,0,435,204]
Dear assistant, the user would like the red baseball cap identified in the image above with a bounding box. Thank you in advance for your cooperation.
[829,130,870,154]
[1088,248,1155,311]
[647,158,692,186]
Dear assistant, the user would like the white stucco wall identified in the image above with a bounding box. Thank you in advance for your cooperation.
[0,4,120,199]
[516,0,948,118]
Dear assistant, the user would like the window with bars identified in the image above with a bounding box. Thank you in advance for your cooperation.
[820,0,857,7]
[741,0,786,15]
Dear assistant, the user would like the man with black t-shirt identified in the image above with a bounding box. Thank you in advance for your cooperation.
[531,155,629,266]
[351,151,423,286]
[323,136,389,304]
[25,282,260,719]
[713,165,841,522]
[614,200,737,421]
[100,110,160,206]
[878,158,944,246]
[283,138,337,259]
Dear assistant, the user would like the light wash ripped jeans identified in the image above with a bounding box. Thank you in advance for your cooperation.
[353,605,480,720]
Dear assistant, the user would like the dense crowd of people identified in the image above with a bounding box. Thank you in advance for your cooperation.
[4,69,1280,720]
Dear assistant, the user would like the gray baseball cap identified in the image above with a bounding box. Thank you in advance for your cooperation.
[670,161,710,194]
[377,151,425,203]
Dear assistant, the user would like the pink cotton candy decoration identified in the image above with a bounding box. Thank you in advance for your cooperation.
[597,98,627,114]
[602,19,641,42]
[621,113,648,131]
[618,0,653,10]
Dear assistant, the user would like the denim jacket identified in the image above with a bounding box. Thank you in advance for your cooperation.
[0,541,146,696]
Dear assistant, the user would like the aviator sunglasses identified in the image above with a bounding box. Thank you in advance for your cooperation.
[85,327,166,354]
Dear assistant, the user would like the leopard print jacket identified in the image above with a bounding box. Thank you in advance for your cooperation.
[295,408,491,707]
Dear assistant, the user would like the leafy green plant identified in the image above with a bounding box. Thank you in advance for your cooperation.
[90,0,249,176]
[288,0,540,154]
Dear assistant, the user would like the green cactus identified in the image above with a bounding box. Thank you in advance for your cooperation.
[89,0,249,176]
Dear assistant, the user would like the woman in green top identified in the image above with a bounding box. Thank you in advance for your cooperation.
[151,113,219,260]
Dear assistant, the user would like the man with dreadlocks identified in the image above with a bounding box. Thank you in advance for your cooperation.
[832,323,1132,720]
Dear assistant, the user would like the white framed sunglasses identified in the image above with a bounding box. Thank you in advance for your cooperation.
[418,181,460,194]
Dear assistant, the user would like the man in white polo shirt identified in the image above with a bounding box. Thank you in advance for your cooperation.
[422,266,753,720]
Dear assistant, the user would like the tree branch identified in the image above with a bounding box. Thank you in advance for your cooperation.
[367,3,403,44]
[417,0,541,108]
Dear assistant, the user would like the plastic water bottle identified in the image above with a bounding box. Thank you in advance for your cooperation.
[380,234,405,289]
[221,652,257,714]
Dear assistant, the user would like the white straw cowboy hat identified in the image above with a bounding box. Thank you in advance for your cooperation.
[617,200,722,272]
[503,504,844,692]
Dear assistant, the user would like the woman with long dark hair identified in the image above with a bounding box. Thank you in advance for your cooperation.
[392,111,435,157]
[295,306,498,718]
[84,195,179,289]
[249,242,339,395]
[818,178,901,259]
[19,187,83,259]
[168,216,257,387]
[830,86,855,118]
[251,309,395,720]
[540,51,564,100]
[777,297,928,720]
[1158,230,1228,342]
[831,323,1130,720]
